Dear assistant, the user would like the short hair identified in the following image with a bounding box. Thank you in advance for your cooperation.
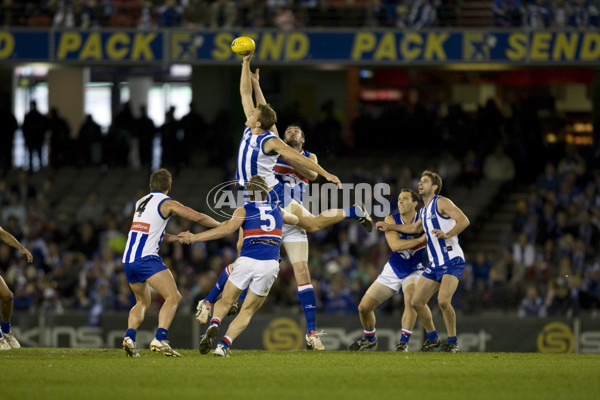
[257,104,277,131]
[400,188,419,203]
[246,175,269,201]
[150,168,172,192]
[422,170,442,195]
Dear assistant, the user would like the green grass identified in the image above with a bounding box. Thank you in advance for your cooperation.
[2,349,599,400]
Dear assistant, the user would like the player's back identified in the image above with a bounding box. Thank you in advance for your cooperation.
[123,191,171,264]
[240,201,284,261]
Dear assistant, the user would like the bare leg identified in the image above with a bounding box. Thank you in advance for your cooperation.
[358,294,380,331]
[411,277,440,333]
[127,282,151,330]
[213,280,243,321]
[0,276,13,324]
[223,290,267,342]
[437,274,460,337]
[146,269,182,330]
[290,201,345,233]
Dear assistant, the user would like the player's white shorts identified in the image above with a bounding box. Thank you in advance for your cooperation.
[228,256,280,297]
[282,223,307,243]
[282,223,308,264]
[375,262,423,293]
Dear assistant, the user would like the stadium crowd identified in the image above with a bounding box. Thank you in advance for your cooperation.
[0,1,598,30]
[0,90,599,326]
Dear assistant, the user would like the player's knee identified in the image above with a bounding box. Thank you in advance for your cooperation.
[0,289,13,303]
[357,301,371,315]
[167,291,182,306]
[438,298,452,311]
[411,298,424,310]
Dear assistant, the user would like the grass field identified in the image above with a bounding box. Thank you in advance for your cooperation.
[2,349,599,400]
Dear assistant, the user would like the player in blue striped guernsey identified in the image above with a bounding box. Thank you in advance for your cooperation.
[376,171,470,353]
[178,175,299,357]
[349,189,436,352]
[121,168,220,357]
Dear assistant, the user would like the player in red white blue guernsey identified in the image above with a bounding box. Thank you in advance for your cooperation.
[349,189,437,352]
[376,171,470,353]
[121,168,220,358]
[179,176,299,357]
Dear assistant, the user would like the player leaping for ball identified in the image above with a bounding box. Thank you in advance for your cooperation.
[196,55,372,350]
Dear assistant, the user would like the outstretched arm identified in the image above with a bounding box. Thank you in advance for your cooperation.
[376,219,423,235]
[265,138,341,188]
[282,208,299,225]
[250,68,279,136]
[161,200,220,228]
[240,53,255,119]
[179,207,246,244]
[383,215,426,252]
[281,152,319,181]
[0,227,32,262]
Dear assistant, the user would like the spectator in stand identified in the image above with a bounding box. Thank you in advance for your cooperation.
[408,0,436,29]
[183,0,209,28]
[569,0,599,27]
[0,101,18,171]
[512,232,536,270]
[157,0,183,27]
[135,105,156,169]
[525,0,551,28]
[77,114,103,166]
[48,107,72,169]
[22,101,48,171]
[210,0,237,28]
[493,0,523,27]
[551,0,571,27]
[518,285,546,317]
[483,144,516,182]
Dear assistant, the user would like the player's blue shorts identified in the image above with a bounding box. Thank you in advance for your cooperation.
[123,255,167,283]
[421,257,466,282]
[244,181,287,207]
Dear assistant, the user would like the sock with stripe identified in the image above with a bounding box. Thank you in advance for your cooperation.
[1,321,11,334]
[426,330,438,342]
[447,336,458,344]
[209,317,221,327]
[364,328,376,343]
[155,328,168,341]
[125,328,137,342]
[298,284,317,333]
[219,335,232,349]
[400,328,412,343]
[206,267,231,304]
[343,206,360,219]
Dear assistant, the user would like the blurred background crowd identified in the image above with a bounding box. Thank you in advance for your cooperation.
[0,0,598,31]
[0,87,599,326]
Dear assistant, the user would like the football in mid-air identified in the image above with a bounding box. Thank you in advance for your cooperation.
[231,37,256,56]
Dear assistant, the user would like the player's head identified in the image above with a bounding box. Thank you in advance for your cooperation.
[246,175,269,201]
[398,189,419,215]
[420,170,442,195]
[150,168,172,193]
[284,125,305,149]
[249,104,277,132]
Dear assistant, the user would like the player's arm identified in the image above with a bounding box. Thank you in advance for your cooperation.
[240,54,255,119]
[0,226,32,262]
[179,207,246,244]
[264,138,341,187]
[161,199,221,228]
[250,68,279,136]
[383,215,427,252]
[376,219,423,235]
[432,197,470,239]
[281,152,319,181]
[282,208,299,225]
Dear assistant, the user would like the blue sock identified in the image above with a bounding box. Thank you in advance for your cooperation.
[1,321,10,334]
[298,284,317,332]
[125,328,137,342]
[238,288,248,302]
[343,206,360,219]
[364,328,376,342]
[155,328,168,341]
[447,336,458,344]
[400,328,412,343]
[206,268,230,303]
[426,330,438,342]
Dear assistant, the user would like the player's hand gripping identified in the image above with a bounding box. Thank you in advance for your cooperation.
[324,173,342,189]
[376,221,392,232]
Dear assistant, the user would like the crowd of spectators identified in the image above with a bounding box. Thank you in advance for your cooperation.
[494,0,599,28]
[0,89,599,325]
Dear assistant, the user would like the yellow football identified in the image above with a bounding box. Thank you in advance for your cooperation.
[231,37,256,56]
